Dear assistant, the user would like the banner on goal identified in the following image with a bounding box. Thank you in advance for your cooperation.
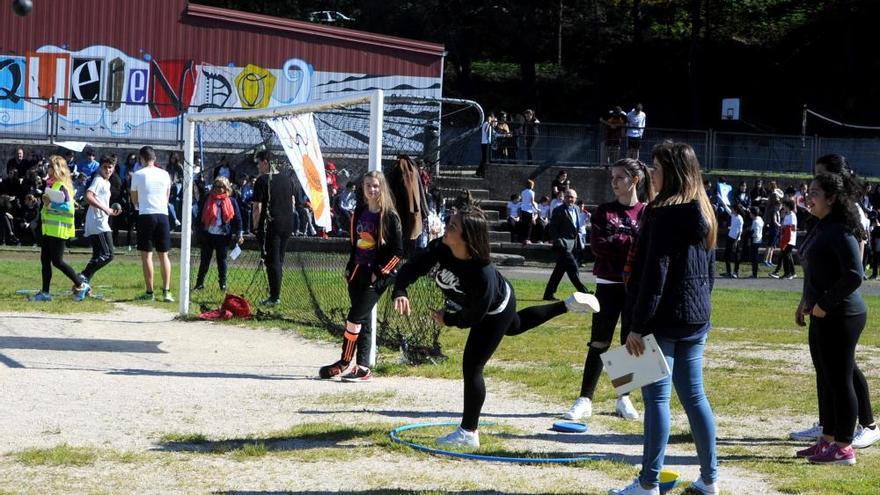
[267,113,332,229]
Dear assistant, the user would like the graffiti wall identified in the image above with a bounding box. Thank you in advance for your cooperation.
[0,44,442,144]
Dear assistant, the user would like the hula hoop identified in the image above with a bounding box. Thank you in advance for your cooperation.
[389,421,597,464]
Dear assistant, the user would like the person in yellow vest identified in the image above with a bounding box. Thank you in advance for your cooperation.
[32,155,90,302]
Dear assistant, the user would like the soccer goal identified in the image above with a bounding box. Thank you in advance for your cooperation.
[178,90,446,365]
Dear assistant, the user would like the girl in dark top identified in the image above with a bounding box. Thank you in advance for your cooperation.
[611,142,718,495]
[193,177,243,292]
[793,173,871,464]
[392,206,599,448]
[319,171,403,383]
[563,158,654,422]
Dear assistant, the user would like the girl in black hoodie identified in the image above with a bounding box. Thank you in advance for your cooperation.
[392,205,599,448]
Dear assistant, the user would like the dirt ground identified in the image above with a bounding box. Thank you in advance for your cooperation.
[0,304,784,494]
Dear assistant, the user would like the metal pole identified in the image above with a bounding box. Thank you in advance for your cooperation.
[367,89,384,368]
[178,118,195,315]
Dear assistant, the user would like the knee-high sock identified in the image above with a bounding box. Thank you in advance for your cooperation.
[341,321,361,364]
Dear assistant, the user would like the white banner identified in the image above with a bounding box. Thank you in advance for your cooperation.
[266,113,331,229]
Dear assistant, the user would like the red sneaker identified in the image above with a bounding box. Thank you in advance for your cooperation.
[807,442,856,465]
[318,360,350,379]
[796,438,829,458]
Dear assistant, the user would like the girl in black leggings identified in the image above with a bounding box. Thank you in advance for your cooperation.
[794,173,870,465]
[392,206,599,447]
[564,157,653,422]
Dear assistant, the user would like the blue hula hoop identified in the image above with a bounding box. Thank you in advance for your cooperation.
[389,421,596,464]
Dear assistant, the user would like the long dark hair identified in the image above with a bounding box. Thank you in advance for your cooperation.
[456,206,491,264]
[612,157,655,202]
[816,154,865,201]
[812,173,865,238]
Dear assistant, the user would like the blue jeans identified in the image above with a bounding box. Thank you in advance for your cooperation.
[639,335,717,488]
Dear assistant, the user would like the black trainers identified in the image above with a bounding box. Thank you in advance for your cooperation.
[319,360,350,379]
[341,366,373,383]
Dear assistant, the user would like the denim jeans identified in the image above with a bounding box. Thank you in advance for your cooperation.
[639,334,717,488]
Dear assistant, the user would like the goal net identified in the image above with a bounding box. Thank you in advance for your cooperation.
[179,91,446,364]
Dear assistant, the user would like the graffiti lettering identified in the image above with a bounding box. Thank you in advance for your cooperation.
[105,57,125,111]
[149,59,196,118]
[235,64,275,109]
[198,69,234,110]
[0,57,24,110]
[25,51,70,115]
[127,69,148,104]
[71,58,102,104]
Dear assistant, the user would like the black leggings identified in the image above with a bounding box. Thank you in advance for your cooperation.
[41,236,80,292]
[774,245,795,276]
[461,291,567,430]
[809,312,869,444]
[196,233,229,288]
[260,229,290,300]
[579,283,628,398]
[344,266,393,366]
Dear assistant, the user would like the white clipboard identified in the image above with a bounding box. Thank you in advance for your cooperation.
[601,334,671,396]
[229,245,242,261]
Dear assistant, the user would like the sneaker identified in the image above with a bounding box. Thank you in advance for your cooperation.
[162,291,175,303]
[616,396,640,420]
[260,297,280,306]
[436,426,480,448]
[193,284,205,291]
[318,360,350,379]
[135,292,155,301]
[608,479,659,495]
[797,437,830,458]
[730,273,739,279]
[808,442,856,465]
[688,477,719,495]
[565,292,601,313]
[790,422,823,441]
[769,273,781,279]
[341,366,373,383]
[785,274,797,280]
[562,397,592,420]
[219,284,227,291]
[73,282,91,301]
[31,291,52,302]
[853,424,880,449]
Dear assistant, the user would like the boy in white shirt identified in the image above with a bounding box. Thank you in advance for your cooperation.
[77,156,120,295]
[748,207,765,278]
[770,199,798,279]
[722,205,744,278]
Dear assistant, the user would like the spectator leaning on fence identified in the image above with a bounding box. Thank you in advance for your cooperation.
[476,112,496,177]
[626,104,646,160]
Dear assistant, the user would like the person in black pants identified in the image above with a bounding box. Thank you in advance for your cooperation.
[193,177,243,292]
[794,173,871,465]
[563,158,654,423]
[319,170,403,382]
[543,188,591,300]
[251,151,295,306]
[392,205,599,448]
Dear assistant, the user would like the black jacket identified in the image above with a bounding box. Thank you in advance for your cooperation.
[627,200,715,339]
[346,205,404,280]
[549,204,582,252]
[392,239,509,328]
[799,216,866,316]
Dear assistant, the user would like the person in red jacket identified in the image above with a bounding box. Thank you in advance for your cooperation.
[562,158,654,422]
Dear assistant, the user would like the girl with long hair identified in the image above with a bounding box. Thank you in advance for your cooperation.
[33,155,91,302]
[319,171,403,382]
[792,173,872,464]
[193,176,243,292]
[392,205,599,448]
[563,158,655,422]
[611,142,719,495]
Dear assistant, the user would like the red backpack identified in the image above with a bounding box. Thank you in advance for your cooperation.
[198,294,253,320]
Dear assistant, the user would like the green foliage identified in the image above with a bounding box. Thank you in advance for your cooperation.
[16,444,97,466]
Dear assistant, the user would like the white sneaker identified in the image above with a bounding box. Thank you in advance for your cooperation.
[608,479,659,495]
[565,292,601,313]
[616,396,640,420]
[853,424,880,449]
[563,397,592,420]
[790,422,822,441]
[689,477,719,495]
[436,426,480,448]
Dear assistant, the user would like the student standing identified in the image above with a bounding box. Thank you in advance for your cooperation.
[611,142,718,495]
[543,188,591,300]
[78,156,121,289]
[193,177,243,292]
[32,156,91,302]
[747,207,764,279]
[319,171,403,382]
[721,205,744,278]
[251,151,296,306]
[131,146,174,302]
[392,205,599,447]
[770,199,798,279]
[563,158,653,422]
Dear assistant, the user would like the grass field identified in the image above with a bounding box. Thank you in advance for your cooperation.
[1,249,878,494]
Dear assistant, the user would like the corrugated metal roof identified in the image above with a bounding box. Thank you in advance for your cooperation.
[0,0,443,77]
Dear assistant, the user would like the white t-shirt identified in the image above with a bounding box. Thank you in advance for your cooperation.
[506,201,520,220]
[131,166,171,215]
[751,216,765,244]
[783,211,797,246]
[626,110,646,138]
[728,213,743,240]
[480,121,493,145]
[84,176,112,236]
[520,188,536,213]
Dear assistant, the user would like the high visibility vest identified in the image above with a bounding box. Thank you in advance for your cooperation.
[41,181,75,239]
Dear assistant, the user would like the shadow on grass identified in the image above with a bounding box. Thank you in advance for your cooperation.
[155,425,382,454]
[297,408,558,420]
